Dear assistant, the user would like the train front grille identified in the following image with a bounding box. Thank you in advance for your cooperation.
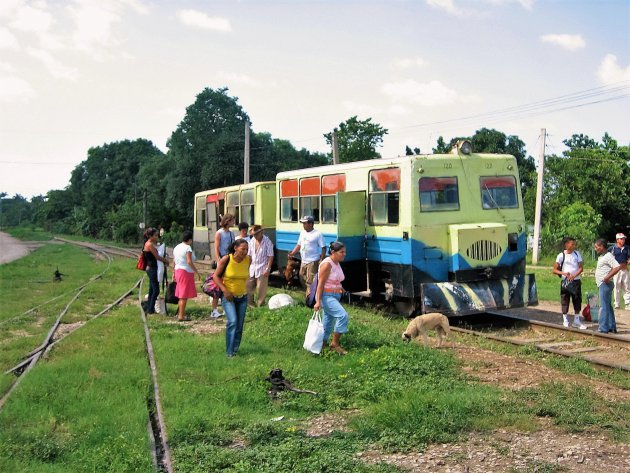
[466,239,502,261]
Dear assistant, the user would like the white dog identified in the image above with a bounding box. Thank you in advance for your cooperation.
[402,313,450,347]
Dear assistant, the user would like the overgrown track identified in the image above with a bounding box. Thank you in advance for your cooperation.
[451,312,630,371]
[55,239,174,472]
[0,242,142,411]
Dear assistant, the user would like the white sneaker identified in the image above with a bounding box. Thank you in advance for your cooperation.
[211,309,222,318]
[572,315,587,330]
[562,314,570,327]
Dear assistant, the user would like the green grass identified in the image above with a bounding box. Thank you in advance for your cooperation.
[0,239,628,472]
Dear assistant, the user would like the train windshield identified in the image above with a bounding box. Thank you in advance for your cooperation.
[419,177,459,211]
[480,176,518,209]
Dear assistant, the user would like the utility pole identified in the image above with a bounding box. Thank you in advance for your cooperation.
[143,190,147,230]
[332,131,339,165]
[244,121,250,184]
[532,128,546,264]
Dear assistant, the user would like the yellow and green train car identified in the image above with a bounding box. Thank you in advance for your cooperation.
[193,181,276,261]
[275,142,537,316]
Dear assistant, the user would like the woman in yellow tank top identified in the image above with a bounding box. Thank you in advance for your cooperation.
[213,239,251,357]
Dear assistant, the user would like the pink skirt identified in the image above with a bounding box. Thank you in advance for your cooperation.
[175,269,197,299]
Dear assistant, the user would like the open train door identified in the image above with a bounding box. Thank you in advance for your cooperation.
[206,194,222,261]
[336,191,368,293]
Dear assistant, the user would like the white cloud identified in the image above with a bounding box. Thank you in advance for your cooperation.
[177,9,232,32]
[392,57,426,70]
[0,61,16,72]
[540,34,585,51]
[0,27,19,49]
[8,3,54,33]
[381,79,463,107]
[341,100,381,116]
[27,47,79,80]
[217,71,261,87]
[426,0,462,16]
[597,54,630,84]
[68,1,122,53]
[485,0,535,10]
[0,76,36,102]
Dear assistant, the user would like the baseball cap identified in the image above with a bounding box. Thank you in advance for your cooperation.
[299,215,314,224]
[616,233,626,239]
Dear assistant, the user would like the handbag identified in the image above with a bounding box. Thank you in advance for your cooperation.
[303,310,324,354]
[136,252,147,271]
[165,281,179,304]
[202,274,223,299]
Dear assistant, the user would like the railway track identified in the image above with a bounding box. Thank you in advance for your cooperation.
[451,311,630,371]
[0,239,172,473]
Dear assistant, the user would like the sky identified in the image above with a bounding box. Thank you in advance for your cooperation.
[0,0,629,199]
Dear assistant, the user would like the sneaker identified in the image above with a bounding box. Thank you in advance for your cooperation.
[562,314,570,327]
[572,315,587,330]
[211,309,222,318]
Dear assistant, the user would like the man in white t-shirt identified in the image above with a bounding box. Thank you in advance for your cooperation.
[553,236,585,329]
[288,215,326,296]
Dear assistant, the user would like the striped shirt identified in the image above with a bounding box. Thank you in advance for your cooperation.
[595,252,619,287]
[248,235,274,278]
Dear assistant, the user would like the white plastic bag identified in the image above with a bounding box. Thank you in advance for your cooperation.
[155,297,166,314]
[303,310,324,354]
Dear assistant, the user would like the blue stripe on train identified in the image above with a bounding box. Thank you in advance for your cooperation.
[278,230,526,278]
[276,230,364,261]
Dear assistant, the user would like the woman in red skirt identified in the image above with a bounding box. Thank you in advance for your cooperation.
[173,230,201,321]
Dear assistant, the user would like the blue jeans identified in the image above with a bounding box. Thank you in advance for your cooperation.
[321,293,349,343]
[598,281,617,333]
[222,295,248,356]
[146,266,159,314]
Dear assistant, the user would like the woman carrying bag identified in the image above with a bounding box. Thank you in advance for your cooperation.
[143,227,169,314]
[213,239,251,357]
[313,241,349,355]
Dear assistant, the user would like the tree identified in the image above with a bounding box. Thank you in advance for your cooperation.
[166,87,250,223]
[405,145,420,155]
[67,139,165,237]
[540,202,601,253]
[543,133,630,240]
[324,116,388,163]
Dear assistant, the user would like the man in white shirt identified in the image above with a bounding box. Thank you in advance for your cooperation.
[594,238,622,334]
[288,215,326,296]
[246,225,274,307]
[553,236,585,329]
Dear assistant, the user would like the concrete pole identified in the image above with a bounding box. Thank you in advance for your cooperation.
[532,128,546,264]
[332,131,340,164]
[244,121,250,184]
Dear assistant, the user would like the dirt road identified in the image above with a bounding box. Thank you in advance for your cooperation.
[0,232,35,264]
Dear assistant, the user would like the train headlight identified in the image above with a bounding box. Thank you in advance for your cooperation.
[459,140,472,155]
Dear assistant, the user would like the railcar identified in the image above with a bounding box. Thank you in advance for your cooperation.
[275,141,537,316]
[192,181,276,260]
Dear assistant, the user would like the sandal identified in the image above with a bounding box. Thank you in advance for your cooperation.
[329,344,347,355]
[178,316,191,322]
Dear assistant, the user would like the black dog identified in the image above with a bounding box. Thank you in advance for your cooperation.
[264,368,317,399]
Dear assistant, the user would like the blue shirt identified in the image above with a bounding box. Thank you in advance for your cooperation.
[610,245,630,264]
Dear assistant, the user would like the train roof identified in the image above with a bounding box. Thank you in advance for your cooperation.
[275,153,517,179]
[194,180,275,198]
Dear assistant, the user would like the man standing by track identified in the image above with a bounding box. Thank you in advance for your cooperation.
[609,232,630,310]
[288,216,326,297]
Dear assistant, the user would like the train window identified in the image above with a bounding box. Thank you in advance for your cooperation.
[226,191,240,223]
[280,179,298,222]
[419,177,459,212]
[240,189,255,225]
[195,196,206,226]
[321,174,346,223]
[300,177,320,222]
[480,176,518,209]
[369,168,400,225]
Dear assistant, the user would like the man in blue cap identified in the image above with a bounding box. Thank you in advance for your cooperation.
[288,215,326,297]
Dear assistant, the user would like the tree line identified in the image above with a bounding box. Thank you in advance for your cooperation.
[1,87,628,253]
